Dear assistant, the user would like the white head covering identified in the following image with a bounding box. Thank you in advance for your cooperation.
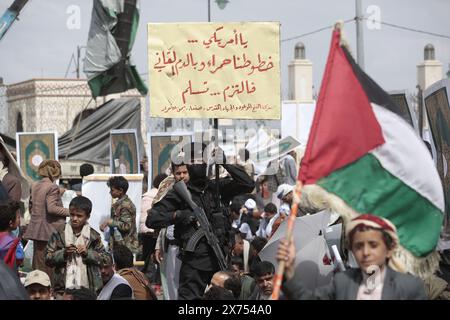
[276,183,294,200]
[244,198,256,210]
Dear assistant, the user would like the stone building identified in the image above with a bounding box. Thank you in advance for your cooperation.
[4,78,147,178]
[6,78,146,138]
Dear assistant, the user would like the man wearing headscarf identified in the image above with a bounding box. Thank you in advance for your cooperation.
[147,142,255,299]
[24,160,69,281]
[277,214,427,300]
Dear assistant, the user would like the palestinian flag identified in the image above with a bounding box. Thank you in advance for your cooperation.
[299,25,444,277]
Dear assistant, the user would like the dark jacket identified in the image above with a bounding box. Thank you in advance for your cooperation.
[0,259,28,300]
[147,164,254,271]
[282,266,427,300]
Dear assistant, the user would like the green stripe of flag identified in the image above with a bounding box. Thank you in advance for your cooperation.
[318,153,443,257]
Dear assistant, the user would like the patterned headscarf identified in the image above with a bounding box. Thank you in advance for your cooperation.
[37,160,61,180]
[345,214,405,273]
[345,214,399,249]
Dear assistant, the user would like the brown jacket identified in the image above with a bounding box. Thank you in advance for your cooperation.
[117,268,157,300]
[2,172,21,202]
[24,177,69,242]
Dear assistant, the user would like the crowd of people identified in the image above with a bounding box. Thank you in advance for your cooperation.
[1,138,450,300]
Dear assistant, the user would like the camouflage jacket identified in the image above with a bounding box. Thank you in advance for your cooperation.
[45,225,107,293]
[110,195,139,255]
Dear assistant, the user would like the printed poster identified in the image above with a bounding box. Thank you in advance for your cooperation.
[110,129,140,174]
[148,132,193,186]
[16,132,58,181]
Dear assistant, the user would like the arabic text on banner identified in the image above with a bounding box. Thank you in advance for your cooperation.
[148,22,280,120]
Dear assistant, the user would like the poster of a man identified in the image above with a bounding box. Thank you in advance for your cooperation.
[110,129,140,174]
[148,132,192,184]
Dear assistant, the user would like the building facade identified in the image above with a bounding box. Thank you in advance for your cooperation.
[6,78,147,139]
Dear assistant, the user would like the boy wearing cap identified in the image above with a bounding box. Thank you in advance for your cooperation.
[24,270,53,300]
[45,196,107,296]
[277,214,427,300]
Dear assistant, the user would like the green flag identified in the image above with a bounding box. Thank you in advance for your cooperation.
[84,0,147,98]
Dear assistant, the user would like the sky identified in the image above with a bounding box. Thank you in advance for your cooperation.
[0,0,449,99]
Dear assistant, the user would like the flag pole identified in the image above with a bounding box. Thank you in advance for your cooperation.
[207,0,221,205]
[271,180,303,300]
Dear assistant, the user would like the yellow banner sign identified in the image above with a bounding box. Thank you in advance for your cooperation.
[148,22,280,120]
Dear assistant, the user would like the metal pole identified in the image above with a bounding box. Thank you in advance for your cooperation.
[76,45,80,79]
[209,0,221,204]
[208,0,211,22]
[417,85,423,138]
[355,0,365,70]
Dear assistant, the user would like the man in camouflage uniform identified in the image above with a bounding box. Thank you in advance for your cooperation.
[100,176,139,255]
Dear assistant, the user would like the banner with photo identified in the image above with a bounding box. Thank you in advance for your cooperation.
[424,80,450,235]
[16,132,58,181]
[110,129,140,174]
[147,132,193,187]
[82,174,143,247]
[148,22,280,120]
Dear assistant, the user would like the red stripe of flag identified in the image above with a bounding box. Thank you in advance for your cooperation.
[299,28,385,185]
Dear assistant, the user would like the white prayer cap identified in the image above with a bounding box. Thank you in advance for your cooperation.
[244,198,256,210]
[276,184,294,200]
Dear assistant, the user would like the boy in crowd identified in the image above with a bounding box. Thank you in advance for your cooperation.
[45,196,107,296]
[0,200,24,271]
[100,176,139,255]
[256,203,280,239]
[277,214,427,300]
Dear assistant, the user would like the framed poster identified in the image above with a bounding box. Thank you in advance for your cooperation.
[110,129,140,174]
[424,80,450,236]
[82,174,143,248]
[147,132,193,187]
[16,132,58,181]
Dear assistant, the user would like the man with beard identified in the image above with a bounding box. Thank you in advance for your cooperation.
[147,142,254,300]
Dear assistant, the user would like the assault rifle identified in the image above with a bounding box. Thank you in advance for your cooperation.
[173,180,228,271]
